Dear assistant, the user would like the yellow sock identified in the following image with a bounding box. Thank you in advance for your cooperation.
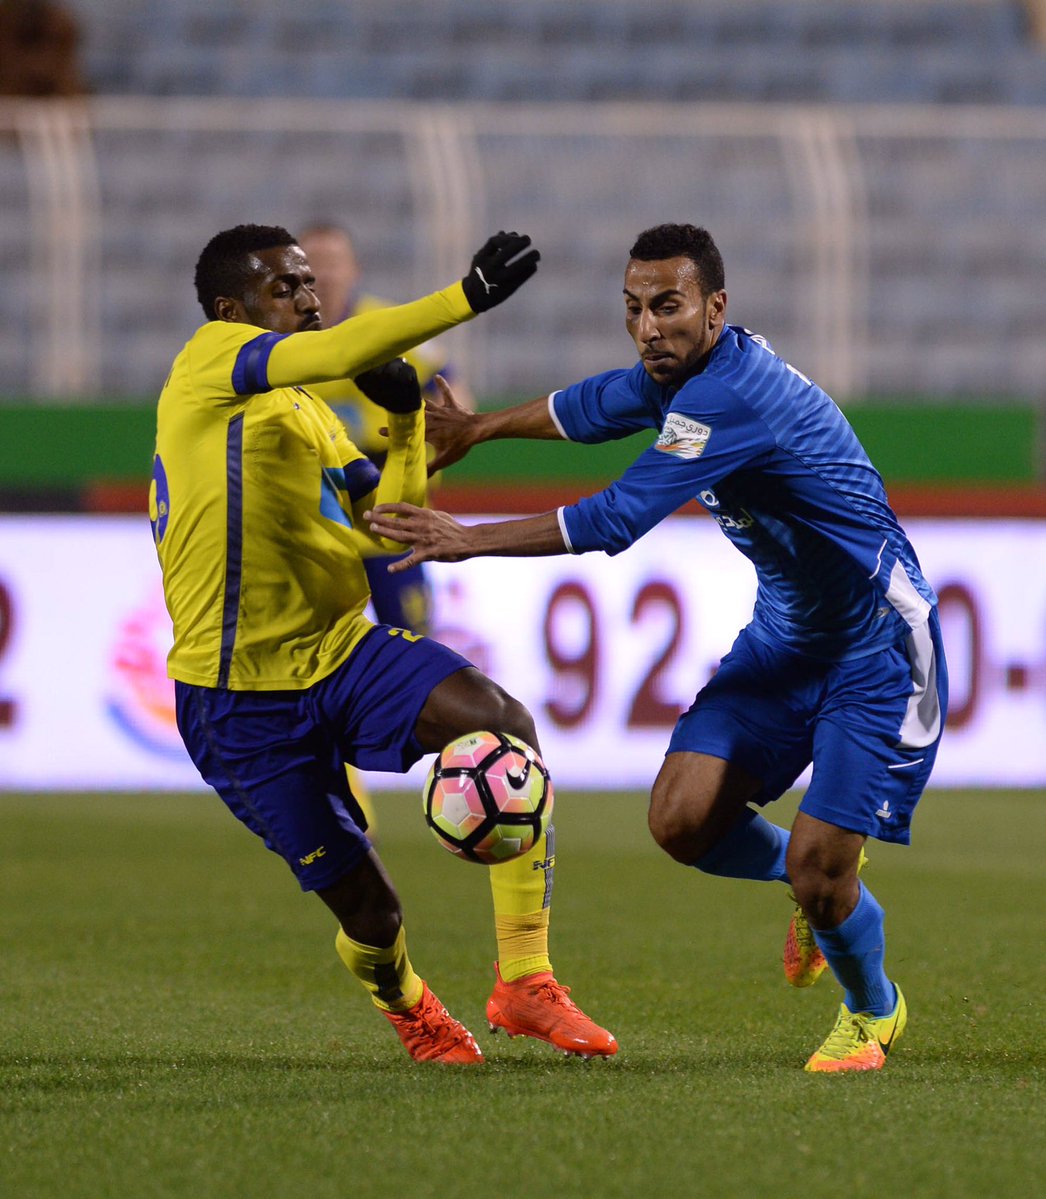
[489,825,555,982]
[346,765,377,834]
[335,925,423,1012]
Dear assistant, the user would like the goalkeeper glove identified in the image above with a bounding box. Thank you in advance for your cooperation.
[461,231,540,313]
[354,358,421,413]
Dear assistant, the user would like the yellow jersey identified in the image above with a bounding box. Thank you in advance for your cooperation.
[308,293,446,456]
[150,283,472,690]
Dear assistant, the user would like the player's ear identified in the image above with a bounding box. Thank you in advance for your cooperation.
[708,289,727,326]
[213,295,246,323]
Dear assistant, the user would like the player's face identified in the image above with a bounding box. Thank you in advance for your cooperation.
[624,256,726,387]
[296,229,360,322]
[234,244,323,334]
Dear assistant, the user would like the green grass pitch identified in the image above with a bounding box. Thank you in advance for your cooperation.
[1,788,1042,1199]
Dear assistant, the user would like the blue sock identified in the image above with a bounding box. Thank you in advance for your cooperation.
[812,883,895,1016]
[694,808,790,883]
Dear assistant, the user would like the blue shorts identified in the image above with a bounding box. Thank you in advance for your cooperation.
[175,625,472,890]
[667,610,948,844]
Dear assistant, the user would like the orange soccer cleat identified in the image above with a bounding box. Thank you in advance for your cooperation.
[783,900,828,988]
[486,963,618,1059]
[383,982,485,1064]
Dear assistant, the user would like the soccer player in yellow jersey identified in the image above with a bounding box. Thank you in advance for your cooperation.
[151,224,616,1063]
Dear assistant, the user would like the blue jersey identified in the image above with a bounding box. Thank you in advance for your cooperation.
[553,325,936,661]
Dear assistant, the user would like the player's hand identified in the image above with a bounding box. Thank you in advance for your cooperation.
[354,358,421,413]
[424,375,477,474]
[461,232,540,313]
[364,503,472,569]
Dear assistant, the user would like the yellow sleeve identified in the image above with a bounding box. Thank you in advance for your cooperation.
[349,408,427,554]
[185,322,270,406]
[353,292,449,389]
[266,282,473,388]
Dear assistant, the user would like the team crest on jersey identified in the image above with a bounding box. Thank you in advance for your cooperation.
[655,412,712,460]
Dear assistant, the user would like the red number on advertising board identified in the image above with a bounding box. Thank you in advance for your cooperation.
[543,581,600,728]
[936,581,981,731]
[0,578,15,727]
[627,580,686,729]
[544,578,690,732]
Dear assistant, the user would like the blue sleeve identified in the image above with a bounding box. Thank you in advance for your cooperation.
[231,332,289,395]
[562,378,774,555]
[552,363,659,444]
[342,457,382,501]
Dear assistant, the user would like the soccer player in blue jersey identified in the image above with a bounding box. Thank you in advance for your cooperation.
[151,224,616,1064]
[368,223,949,1072]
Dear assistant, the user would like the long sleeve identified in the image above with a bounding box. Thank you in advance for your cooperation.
[350,409,427,553]
[266,283,473,388]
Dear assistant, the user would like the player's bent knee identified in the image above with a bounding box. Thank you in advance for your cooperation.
[418,667,538,751]
[786,854,860,929]
[786,818,864,925]
[492,691,538,747]
[648,788,707,864]
[466,673,535,744]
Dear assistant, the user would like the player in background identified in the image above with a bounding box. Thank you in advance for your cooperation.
[297,222,474,634]
[151,224,615,1064]
[368,223,948,1073]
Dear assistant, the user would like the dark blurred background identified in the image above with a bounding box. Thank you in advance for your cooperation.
[1,0,1043,507]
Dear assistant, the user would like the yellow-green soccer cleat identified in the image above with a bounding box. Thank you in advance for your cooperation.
[804,986,907,1073]
[784,847,868,988]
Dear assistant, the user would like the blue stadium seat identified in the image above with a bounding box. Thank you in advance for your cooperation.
[71,0,1046,105]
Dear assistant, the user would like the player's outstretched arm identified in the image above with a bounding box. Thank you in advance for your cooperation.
[266,232,540,389]
[426,377,565,473]
[365,504,566,571]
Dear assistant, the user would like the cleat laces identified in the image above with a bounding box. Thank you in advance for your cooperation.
[385,984,483,1062]
[818,1009,875,1060]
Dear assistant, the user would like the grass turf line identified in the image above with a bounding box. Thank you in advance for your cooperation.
[0,788,1042,1199]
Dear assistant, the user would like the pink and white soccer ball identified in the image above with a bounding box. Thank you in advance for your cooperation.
[423,731,554,864]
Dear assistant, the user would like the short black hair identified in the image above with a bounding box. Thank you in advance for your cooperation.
[194,223,297,319]
[629,224,725,294]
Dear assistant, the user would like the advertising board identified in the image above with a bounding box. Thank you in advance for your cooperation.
[0,515,1042,789]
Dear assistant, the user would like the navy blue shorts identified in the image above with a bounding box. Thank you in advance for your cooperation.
[667,611,948,844]
[175,625,472,890]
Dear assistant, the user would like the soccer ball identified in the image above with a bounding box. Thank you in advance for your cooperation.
[423,731,554,865]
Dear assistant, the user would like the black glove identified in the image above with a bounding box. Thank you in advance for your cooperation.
[353,358,421,413]
[461,231,540,313]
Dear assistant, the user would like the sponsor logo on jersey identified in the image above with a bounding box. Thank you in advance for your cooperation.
[655,412,712,460]
[712,508,756,532]
[697,486,755,533]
